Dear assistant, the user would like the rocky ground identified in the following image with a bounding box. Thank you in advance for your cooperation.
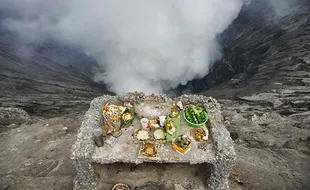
[0,113,81,190]
[191,0,310,98]
[222,100,310,190]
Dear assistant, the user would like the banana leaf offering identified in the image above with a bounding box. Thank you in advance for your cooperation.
[165,117,180,142]
[121,103,135,128]
[170,104,180,118]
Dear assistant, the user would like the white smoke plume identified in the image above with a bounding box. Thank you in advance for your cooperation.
[1,0,244,94]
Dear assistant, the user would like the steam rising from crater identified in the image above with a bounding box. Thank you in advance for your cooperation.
[1,0,244,94]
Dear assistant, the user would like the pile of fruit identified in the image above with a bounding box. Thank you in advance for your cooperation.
[185,105,207,124]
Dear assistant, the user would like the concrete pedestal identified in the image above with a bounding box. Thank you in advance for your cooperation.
[71,93,236,190]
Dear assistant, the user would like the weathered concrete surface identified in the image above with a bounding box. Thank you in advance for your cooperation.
[92,117,215,165]
[71,93,236,190]
[91,163,210,190]
[135,102,172,119]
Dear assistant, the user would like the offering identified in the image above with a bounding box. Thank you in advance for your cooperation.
[173,135,192,154]
[149,119,160,129]
[122,112,133,122]
[153,128,165,140]
[176,101,184,110]
[165,117,180,142]
[138,142,159,160]
[194,128,208,141]
[143,143,156,156]
[159,116,166,127]
[149,119,158,124]
[112,183,131,190]
[121,102,135,128]
[165,118,176,136]
[121,111,134,128]
[150,123,160,129]
[102,109,121,136]
[124,103,134,110]
[171,104,180,118]
[140,118,149,129]
[103,103,126,121]
[135,129,151,141]
[184,105,208,127]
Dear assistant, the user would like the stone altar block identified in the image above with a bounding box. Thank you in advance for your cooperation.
[71,93,236,190]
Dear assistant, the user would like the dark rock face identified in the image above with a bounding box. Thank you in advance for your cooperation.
[188,0,310,116]
[189,0,310,97]
[191,48,252,92]
[0,25,112,116]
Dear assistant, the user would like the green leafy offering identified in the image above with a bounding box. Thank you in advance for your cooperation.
[185,105,206,124]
